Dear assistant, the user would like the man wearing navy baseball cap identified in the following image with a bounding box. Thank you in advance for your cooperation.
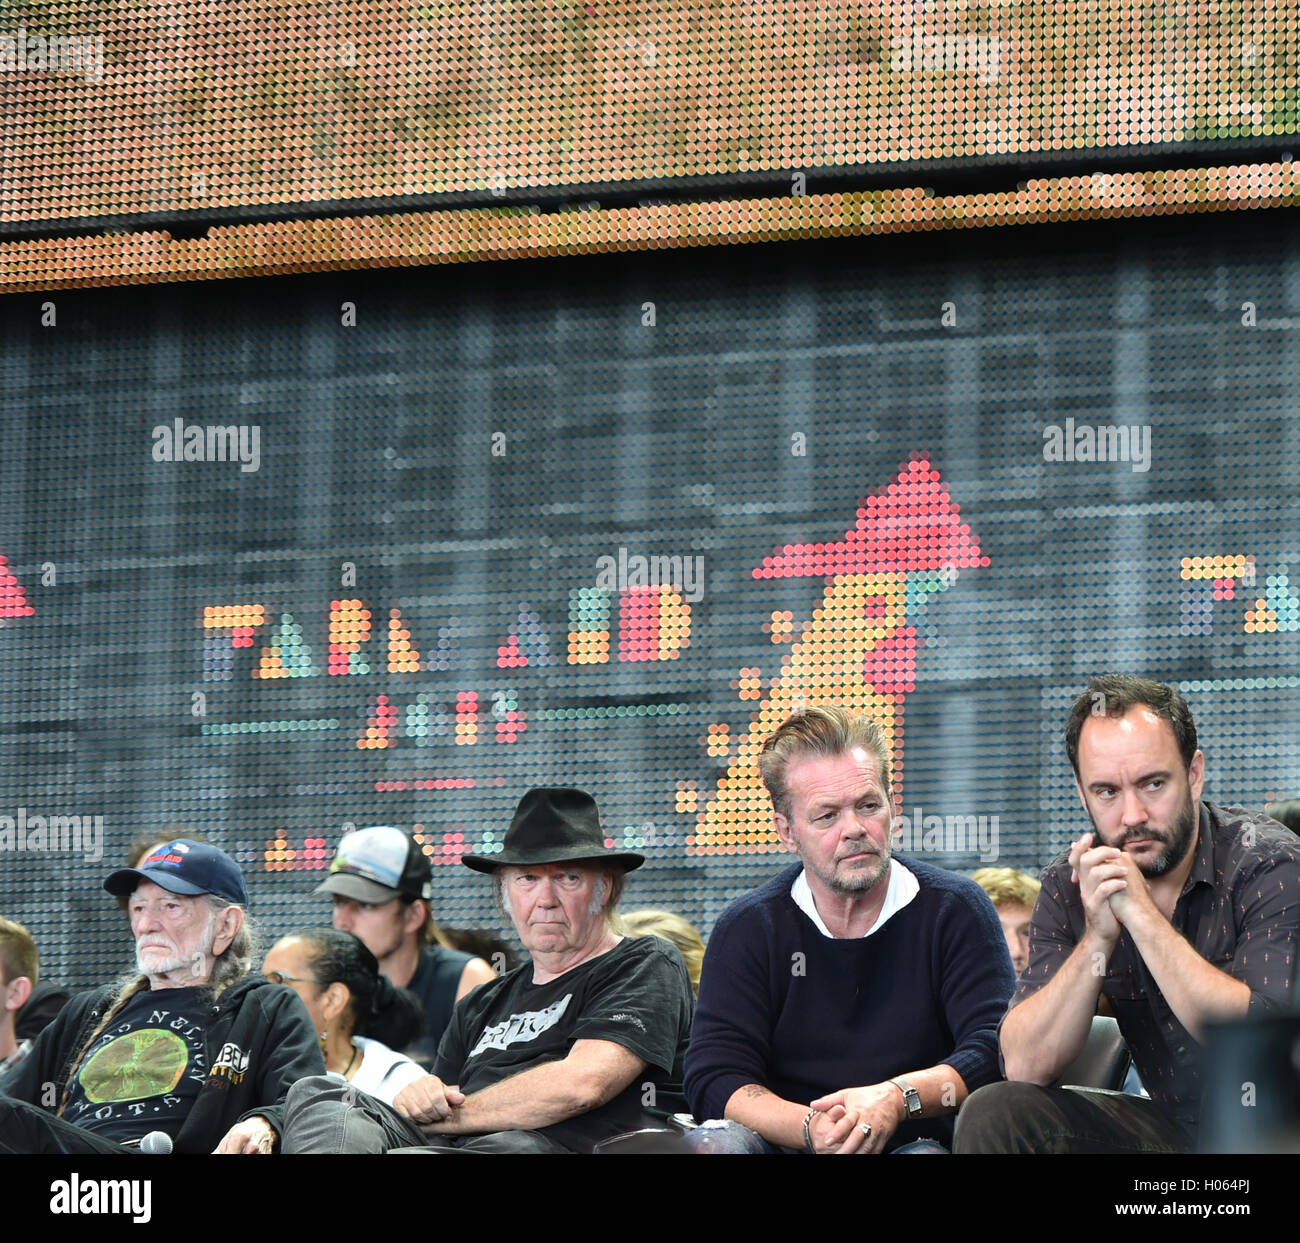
[0,838,324,1155]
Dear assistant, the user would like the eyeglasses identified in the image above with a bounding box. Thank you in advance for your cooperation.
[265,970,320,986]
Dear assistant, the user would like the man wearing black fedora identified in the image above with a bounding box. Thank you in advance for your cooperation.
[282,787,694,1153]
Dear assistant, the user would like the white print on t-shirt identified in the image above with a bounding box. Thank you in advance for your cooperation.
[211,1041,250,1085]
[468,994,572,1057]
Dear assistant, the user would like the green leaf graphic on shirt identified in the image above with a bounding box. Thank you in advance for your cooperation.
[78,1029,189,1103]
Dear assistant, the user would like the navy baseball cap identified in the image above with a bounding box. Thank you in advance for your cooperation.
[104,838,249,905]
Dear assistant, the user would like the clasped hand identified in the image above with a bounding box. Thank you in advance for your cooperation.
[392,1073,467,1127]
[1069,832,1156,941]
[804,1082,907,1154]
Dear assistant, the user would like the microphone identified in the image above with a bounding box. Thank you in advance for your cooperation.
[139,1131,173,1155]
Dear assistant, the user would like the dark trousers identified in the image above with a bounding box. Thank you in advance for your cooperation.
[281,1075,571,1154]
[0,1097,132,1155]
[953,1082,1194,1154]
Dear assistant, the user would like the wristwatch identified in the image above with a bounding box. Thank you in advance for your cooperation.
[890,1077,923,1119]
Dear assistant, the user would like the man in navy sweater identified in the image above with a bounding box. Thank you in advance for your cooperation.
[684,706,1014,1153]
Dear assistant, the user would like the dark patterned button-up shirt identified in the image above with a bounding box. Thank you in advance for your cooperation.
[1012,801,1300,1127]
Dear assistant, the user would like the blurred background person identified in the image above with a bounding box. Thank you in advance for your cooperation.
[4,915,70,1053]
[622,909,706,995]
[263,927,426,1105]
[440,927,517,974]
[316,826,496,1064]
[972,866,1041,978]
[0,917,40,1076]
[1266,799,1300,836]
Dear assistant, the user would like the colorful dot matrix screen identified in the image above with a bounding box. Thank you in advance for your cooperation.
[0,0,1297,284]
[0,0,1297,985]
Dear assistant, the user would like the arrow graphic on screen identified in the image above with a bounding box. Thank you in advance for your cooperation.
[0,553,34,625]
[689,455,987,855]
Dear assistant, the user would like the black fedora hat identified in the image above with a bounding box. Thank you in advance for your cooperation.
[461,787,644,874]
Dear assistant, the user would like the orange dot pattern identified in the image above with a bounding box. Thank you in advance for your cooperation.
[357,693,397,749]
[736,667,763,701]
[675,781,699,815]
[1180,555,1254,581]
[329,599,372,676]
[455,691,479,745]
[202,603,268,682]
[618,587,691,662]
[568,587,611,665]
[704,723,731,758]
[765,610,794,643]
[5,163,1299,291]
[262,834,332,872]
[387,608,422,674]
[202,604,266,639]
[1,0,1292,244]
[691,456,984,855]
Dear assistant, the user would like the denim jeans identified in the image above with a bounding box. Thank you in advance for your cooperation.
[0,1097,135,1155]
[682,1118,948,1154]
[281,1075,570,1154]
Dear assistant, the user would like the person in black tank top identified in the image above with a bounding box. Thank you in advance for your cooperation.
[315,825,495,1060]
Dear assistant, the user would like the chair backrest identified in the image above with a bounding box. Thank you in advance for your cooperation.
[1051,1015,1132,1091]
[1198,1012,1300,1153]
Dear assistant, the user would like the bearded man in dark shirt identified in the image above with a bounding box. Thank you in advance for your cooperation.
[956,674,1300,1154]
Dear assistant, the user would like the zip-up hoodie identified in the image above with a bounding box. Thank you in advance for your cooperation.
[0,975,325,1152]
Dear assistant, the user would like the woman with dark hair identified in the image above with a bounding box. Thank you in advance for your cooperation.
[263,928,426,1106]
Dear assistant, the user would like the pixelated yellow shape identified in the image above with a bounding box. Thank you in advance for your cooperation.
[690,573,907,856]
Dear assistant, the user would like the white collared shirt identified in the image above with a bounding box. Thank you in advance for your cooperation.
[791,859,919,938]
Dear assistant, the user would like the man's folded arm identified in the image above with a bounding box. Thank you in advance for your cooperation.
[1000,870,1107,1084]
[1117,846,1293,1043]
[683,908,776,1123]
[237,985,327,1138]
[933,887,1017,1095]
[721,1083,814,1148]
[418,1039,646,1133]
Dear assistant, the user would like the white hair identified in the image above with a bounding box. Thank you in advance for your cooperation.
[203,896,258,992]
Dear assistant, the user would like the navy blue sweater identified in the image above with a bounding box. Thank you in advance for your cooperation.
[684,857,1014,1150]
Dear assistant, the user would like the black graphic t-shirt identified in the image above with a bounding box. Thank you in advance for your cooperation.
[63,987,210,1143]
[433,935,693,1152]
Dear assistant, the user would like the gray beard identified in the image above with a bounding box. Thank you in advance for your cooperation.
[136,914,215,980]
[828,868,886,896]
[823,850,891,897]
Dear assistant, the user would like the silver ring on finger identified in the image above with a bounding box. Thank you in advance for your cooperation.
[859,1123,872,1138]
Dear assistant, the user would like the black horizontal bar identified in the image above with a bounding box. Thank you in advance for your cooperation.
[1,135,1295,242]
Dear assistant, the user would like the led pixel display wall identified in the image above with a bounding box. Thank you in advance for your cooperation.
[1,211,1298,988]
[3,0,1297,230]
